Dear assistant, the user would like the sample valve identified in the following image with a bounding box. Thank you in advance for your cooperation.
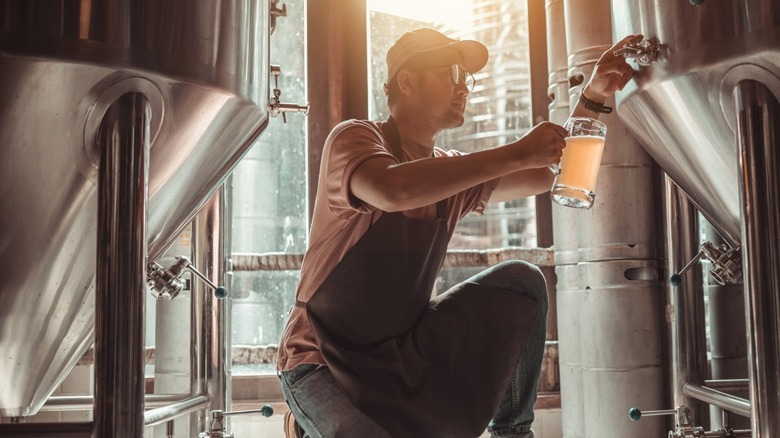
[670,242,743,286]
[614,38,660,66]
[629,406,750,437]
[269,65,310,123]
[147,256,228,300]
[629,406,705,437]
[198,405,274,438]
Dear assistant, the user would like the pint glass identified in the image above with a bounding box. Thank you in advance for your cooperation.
[550,117,607,209]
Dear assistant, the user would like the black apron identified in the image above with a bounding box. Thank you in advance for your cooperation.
[302,118,540,437]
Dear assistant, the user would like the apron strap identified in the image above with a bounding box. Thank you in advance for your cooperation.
[380,116,404,162]
[381,117,448,220]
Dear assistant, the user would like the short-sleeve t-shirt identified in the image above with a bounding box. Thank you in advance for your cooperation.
[276,119,499,371]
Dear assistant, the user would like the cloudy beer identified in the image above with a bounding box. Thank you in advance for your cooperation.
[551,117,607,209]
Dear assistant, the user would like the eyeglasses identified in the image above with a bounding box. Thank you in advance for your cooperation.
[447,64,476,92]
[412,64,476,92]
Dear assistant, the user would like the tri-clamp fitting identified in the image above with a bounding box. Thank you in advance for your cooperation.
[147,256,228,300]
[670,242,743,286]
[614,39,659,66]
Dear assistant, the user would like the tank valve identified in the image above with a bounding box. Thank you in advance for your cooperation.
[614,39,659,66]
[630,406,707,437]
[628,406,676,421]
[669,242,742,286]
[198,405,274,438]
[269,65,310,123]
[147,256,228,300]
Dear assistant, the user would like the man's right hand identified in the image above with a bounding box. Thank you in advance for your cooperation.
[510,121,568,169]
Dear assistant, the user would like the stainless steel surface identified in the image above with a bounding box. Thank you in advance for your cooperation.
[705,379,749,393]
[664,178,708,426]
[40,395,190,412]
[705,225,749,430]
[555,265,583,438]
[93,92,149,437]
[611,0,780,248]
[193,189,231,419]
[154,229,193,437]
[576,163,656,262]
[191,236,208,434]
[735,80,780,437]
[563,0,611,90]
[566,0,657,264]
[0,0,270,417]
[547,0,578,268]
[578,260,665,437]
[682,383,751,419]
[546,2,580,431]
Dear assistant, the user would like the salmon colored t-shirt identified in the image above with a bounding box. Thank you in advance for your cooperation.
[276,119,499,371]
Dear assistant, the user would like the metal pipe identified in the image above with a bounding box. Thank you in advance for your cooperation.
[702,216,750,429]
[704,379,750,393]
[664,177,708,424]
[144,395,210,428]
[191,238,208,433]
[682,383,751,419]
[94,92,150,438]
[704,220,750,429]
[40,394,198,412]
[192,188,231,423]
[734,79,780,437]
[154,228,193,437]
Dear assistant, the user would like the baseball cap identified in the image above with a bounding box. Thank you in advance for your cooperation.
[385,28,489,84]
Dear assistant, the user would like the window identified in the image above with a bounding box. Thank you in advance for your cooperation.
[229,0,307,375]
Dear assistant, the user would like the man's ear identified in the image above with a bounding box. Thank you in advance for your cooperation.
[396,69,416,96]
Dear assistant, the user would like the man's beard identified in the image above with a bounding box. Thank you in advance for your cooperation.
[436,107,465,129]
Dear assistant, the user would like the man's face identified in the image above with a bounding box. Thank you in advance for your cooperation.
[417,65,471,128]
[403,49,473,130]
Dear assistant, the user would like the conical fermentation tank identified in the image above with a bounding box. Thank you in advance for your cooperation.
[0,0,271,417]
[611,0,780,248]
[611,2,780,433]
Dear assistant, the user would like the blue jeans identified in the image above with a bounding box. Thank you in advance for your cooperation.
[279,260,548,438]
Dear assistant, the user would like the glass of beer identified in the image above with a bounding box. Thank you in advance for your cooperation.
[550,117,607,209]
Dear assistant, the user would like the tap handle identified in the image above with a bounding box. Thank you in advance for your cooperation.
[220,405,274,418]
[183,259,228,300]
[669,249,705,286]
[628,406,677,421]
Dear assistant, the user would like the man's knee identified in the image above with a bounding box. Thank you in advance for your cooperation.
[492,260,548,309]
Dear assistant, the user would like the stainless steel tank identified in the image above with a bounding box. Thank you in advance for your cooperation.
[0,0,270,417]
[578,260,665,437]
[611,0,780,248]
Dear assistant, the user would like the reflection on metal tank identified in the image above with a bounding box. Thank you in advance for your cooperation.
[611,0,780,248]
[0,1,270,417]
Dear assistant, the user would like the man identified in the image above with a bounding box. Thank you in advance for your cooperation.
[278,28,641,437]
